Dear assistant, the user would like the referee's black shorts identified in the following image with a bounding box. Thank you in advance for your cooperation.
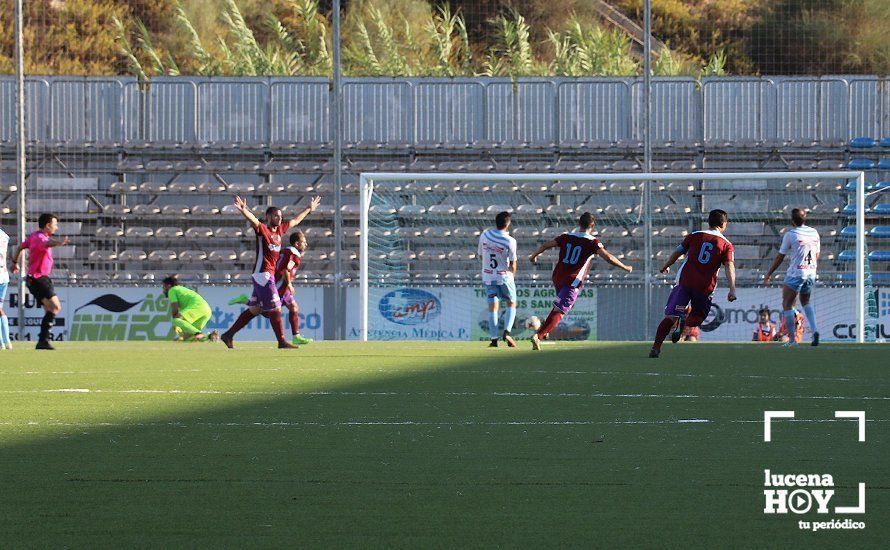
[26,276,56,304]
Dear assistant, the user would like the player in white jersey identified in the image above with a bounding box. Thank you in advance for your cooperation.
[763,208,821,346]
[0,228,11,349]
[478,211,518,347]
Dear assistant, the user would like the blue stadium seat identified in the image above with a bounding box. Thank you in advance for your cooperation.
[879,159,890,170]
[837,250,856,262]
[850,137,877,148]
[839,272,890,282]
[870,226,890,238]
[840,226,862,239]
[875,182,890,191]
[842,204,858,215]
[882,138,890,148]
[874,204,890,215]
[868,250,890,262]
[844,181,873,192]
[848,159,875,170]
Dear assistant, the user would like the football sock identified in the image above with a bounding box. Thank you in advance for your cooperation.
[685,313,705,328]
[289,308,300,335]
[504,306,516,333]
[653,317,675,351]
[268,310,286,343]
[39,312,55,342]
[228,309,256,335]
[488,310,499,339]
[0,314,9,346]
[172,318,199,337]
[538,308,564,339]
[803,304,818,333]
[783,310,797,342]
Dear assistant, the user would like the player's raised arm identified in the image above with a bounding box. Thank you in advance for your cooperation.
[529,240,558,263]
[288,195,321,226]
[233,195,261,229]
[596,247,633,273]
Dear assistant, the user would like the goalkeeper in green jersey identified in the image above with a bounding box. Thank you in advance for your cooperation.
[162,275,216,342]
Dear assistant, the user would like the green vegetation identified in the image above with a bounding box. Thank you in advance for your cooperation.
[0,341,887,545]
[0,0,887,77]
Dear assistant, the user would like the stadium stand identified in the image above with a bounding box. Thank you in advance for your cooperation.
[0,76,887,284]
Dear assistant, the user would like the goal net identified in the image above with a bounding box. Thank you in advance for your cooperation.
[358,171,879,343]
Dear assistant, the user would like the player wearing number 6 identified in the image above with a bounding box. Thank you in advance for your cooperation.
[763,208,821,346]
[478,212,519,347]
[529,212,633,350]
[650,209,737,358]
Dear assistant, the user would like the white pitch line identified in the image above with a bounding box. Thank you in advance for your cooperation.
[0,389,887,400]
[1,370,865,383]
[451,370,858,382]
[0,419,712,427]
[1,418,887,429]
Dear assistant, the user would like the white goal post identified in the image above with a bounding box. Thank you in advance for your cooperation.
[359,171,868,343]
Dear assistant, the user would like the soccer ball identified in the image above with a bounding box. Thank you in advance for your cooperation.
[526,316,541,331]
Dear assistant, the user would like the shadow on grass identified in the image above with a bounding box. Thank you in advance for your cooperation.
[0,342,886,547]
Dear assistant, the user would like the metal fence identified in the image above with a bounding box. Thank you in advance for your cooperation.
[2,76,888,148]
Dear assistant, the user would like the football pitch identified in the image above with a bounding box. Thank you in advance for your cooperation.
[0,342,886,547]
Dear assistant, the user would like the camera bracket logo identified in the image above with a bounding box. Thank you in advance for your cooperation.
[762,410,866,531]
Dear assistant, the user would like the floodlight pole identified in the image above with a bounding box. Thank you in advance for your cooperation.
[642,0,653,340]
[332,0,344,339]
[14,0,26,339]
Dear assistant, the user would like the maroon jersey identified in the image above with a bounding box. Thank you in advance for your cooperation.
[676,230,734,294]
[274,246,302,293]
[551,231,604,289]
[253,220,293,275]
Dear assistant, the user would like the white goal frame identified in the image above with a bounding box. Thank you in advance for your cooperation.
[359,171,867,343]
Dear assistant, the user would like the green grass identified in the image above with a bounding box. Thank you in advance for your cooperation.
[0,341,887,547]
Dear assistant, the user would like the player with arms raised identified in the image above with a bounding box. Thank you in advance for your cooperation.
[221,195,320,349]
[529,212,632,350]
[275,230,313,346]
[478,211,518,347]
[650,209,736,358]
[763,208,821,346]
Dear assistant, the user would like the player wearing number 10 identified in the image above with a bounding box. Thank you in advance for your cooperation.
[528,212,633,350]
[650,209,736,358]
[478,212,519,347]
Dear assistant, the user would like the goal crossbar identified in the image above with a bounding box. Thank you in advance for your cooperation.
[359,171,867,343]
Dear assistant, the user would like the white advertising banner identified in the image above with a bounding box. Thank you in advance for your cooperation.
[347,285,598,341]
[3,285,326,342]
[347,287,475,340]
[702,287,869,342]
[468,286,598,341]
[67,287,174,341]
[5,286,70,342]
[4,284,887,343]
